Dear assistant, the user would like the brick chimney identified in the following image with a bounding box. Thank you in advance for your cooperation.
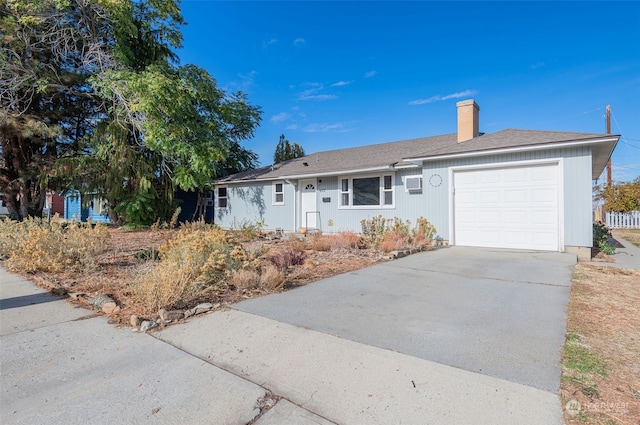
[456,99,480,142]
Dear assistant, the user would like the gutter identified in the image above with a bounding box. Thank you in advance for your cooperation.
[219,163,419,184]
[403,136,620,164]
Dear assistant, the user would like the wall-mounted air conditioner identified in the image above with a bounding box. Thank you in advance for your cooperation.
[405,176,423,192]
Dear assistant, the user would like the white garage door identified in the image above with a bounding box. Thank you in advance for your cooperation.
[453,163,560,251]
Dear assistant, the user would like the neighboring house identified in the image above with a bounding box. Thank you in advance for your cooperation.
[176,189,215,223]
[214,100,619,254]
[0,193,8,216]
[64,191,110,223]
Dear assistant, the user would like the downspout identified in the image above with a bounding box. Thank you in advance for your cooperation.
[285,179,297,232]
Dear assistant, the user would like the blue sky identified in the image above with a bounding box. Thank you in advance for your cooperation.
[178,1,640,183]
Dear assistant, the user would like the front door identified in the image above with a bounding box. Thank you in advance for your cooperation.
[300,179,317,230]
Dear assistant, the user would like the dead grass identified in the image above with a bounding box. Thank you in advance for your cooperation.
[3,226,388,324]
[561,264,640,424]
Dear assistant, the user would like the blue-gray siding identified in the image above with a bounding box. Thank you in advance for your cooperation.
[216,182,294,230]
[216,146,593,248]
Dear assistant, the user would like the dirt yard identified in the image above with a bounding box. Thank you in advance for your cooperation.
[561,229,640,425]
[22,227,390,325]
[8,225,640,424]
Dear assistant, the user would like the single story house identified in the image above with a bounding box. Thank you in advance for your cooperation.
[214,100,619,254]
[64,191,110,223]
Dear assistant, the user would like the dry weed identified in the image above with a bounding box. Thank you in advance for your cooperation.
[379,232,410,252]
[330,232,361,249]
[260,265,285,290]
[230,269,261,290]
[133,262,194,315]
[0,217,107,272]
[309,234,332,251]
[133,225,253,315]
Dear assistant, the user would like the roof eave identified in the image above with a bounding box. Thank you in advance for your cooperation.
[404,136,620,165]
[216,163,420,184]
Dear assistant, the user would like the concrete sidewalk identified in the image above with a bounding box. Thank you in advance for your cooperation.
[585,236,640,270]
[0,268,305,425]
[157,309,564,425]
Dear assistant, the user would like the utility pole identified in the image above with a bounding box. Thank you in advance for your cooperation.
[606,105,612,187]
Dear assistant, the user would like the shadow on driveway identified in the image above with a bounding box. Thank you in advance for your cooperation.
[0,292,61,310]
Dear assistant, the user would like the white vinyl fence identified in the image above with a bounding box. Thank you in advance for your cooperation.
[606,211,640,229]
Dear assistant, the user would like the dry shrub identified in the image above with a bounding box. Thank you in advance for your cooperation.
[286,238,308,252]
[331,232,361,249]
[133,225,254,315]
[379,232,410,252]
[270,243,307,269]
[230,269,261,290]
[0,217,107,272]
[309,234,332,251]
[411,232,432,251]
[360,215,388,248]
[260,264,285,290]
[133,262,194,315]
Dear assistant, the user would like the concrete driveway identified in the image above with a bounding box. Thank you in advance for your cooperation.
[234,246,575,393]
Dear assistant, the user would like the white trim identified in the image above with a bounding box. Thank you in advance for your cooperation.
[219,165,399,184]
[215,185,228,210]
[272,181,285,206]
[448,157,564,251]
[298,178,318,229]
[338,173,396,210]
[407,136,619,164]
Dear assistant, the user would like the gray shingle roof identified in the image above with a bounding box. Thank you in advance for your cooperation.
[217,129,618,183]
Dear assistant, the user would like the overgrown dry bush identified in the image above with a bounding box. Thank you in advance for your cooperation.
[230,269,261,290]
[133,225,255,314]
[380,232,410,252]
[360,215,389,248]
[309,234,332,251]
[365,216,437,252]
[0,217,107,272]
[331,232,361,249]
[270,244,307,269]
[260,264,286,290]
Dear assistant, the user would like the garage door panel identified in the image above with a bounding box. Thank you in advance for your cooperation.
[454,164,559,251]
[504,168,527,182]
[504,189,527,203]
[532,188,556,202]
[476,189,501,204]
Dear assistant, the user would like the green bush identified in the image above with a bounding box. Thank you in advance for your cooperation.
[593,221,616,255]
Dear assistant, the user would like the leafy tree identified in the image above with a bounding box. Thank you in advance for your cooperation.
[0,0,115,219]
[596,177,640,213]
[1,0,261,224]
[273,134,305,163]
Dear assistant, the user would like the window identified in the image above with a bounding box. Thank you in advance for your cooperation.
[216,186,228,209]
[340,179,350,207]
[91,196,108,215]
[273,182,284,205]
[339,174,394,208]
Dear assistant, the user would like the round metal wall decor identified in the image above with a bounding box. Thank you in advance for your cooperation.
[429,174,442,187]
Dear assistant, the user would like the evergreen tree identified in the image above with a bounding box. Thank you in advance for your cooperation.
[273,134,305,163]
